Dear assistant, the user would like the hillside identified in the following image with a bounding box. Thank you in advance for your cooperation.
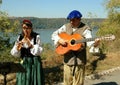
[9,17,105,29]
[1,17,119,84]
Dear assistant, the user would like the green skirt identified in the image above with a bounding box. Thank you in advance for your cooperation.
[16,56,45,85]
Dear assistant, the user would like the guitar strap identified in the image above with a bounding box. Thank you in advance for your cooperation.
[65,22,90,35]
[72,51,77,76]
[65,22,89,76]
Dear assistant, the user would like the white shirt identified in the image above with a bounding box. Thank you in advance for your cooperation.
[51,24,99,53]
[11,35,43,57]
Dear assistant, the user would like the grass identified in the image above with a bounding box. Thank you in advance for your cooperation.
[97,51,120,69]
[88,51,120,73]
[1,42,120,84]
[43,49,120,84]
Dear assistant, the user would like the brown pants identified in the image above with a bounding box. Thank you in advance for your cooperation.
[64,64,85,85]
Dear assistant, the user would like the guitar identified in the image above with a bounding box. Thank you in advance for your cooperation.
[55,32,115,55]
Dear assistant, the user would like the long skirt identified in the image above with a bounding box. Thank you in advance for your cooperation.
[16,56,45,85]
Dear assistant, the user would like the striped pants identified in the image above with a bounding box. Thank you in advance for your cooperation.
[64,64,85,85]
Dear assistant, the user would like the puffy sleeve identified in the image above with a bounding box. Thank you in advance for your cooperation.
[30,35,43,56]
[51,25,66,46]
[10,36,21,57]
[83,28,100,53]
[11,35,43,57]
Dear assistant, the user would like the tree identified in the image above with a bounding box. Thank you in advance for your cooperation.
[0,1,20,62]
[0,0,2,4]
[97,0,120,52]
[106,0,120,24]
[97,0,120,35]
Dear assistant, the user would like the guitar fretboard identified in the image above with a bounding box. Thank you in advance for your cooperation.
[75,34,115,44]
[76,37,97,44]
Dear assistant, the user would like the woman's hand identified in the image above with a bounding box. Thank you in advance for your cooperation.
[21,37,33,48]
[17,41,23,51]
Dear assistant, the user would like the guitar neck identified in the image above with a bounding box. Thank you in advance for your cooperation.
[75,34,115,44]
[76,37,98,44]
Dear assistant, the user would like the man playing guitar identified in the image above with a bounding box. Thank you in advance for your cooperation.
[51,10,100,85]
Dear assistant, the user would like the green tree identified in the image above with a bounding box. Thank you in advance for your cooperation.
[0,0,2,4]
[98,0,120,34]
[0,2,20,62]
[97,0,120,52]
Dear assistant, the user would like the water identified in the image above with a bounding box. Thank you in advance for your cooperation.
[10,29,57,45]
[10,28,98,45]
[35,29,56,44]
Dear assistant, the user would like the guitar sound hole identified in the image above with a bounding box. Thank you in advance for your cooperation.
[71,39,75,45]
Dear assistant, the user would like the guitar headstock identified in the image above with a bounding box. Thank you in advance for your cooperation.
[100,34,116,41]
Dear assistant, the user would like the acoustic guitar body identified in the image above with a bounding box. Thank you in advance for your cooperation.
[55,32,115,55]
[56,32,83,55]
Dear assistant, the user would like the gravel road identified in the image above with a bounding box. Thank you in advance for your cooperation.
[55,67,120,85]
[85,70,120,85]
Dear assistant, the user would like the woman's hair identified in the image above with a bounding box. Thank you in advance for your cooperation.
[21,19,34,37]
[22,19,32,27]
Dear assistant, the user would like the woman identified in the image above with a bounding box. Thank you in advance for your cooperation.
[11,19,45,85]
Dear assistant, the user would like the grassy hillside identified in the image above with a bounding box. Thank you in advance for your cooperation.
[9,17,105,29]
[1,17,120,84]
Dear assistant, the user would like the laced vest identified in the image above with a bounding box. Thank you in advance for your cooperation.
[63,22,90,66]
[19,32,38,59]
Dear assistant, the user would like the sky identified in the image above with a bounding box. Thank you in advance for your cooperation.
[1,0,107,18]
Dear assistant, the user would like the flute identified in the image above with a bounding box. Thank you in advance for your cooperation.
[17,34,27,50]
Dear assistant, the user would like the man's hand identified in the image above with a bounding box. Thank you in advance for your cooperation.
[58,38,67,46]
[94,38,100,47]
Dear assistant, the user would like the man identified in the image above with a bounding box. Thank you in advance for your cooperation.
[51,10,100,85]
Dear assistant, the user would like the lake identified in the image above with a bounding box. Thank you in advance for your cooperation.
[10,29,57,45]
[37,28,98,44]
[10,28,98,45]
[35,29,56,44]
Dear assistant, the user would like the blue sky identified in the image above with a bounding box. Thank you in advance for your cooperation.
[1,0,107,18]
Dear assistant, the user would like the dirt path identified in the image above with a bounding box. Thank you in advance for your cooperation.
[85,69,120,85]
[55,67,120,85]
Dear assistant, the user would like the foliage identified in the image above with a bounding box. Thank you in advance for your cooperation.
[96,0,120,53]
[1,0,120,83]
[105,0,120,24]
[106,0,120,9]
[0,0,2,4]
[0,12,10,32]
[41,43,54,60]
[0,9,20,62]
[14,17,69,29]
[10,17,105,30]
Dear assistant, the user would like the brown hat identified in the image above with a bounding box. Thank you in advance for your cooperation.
[22,19,32,27]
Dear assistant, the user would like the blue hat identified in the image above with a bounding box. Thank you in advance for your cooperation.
[67,10,82,20]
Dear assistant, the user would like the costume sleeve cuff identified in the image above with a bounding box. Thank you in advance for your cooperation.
[89,46,100,53]
[30,44,43,56]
